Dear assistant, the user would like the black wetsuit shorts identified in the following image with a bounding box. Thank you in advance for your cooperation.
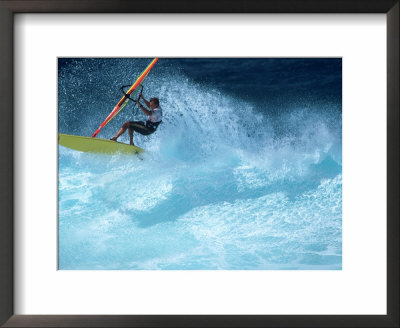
[128,121,161,136]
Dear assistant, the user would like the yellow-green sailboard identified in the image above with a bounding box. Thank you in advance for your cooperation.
[59,134,144,155]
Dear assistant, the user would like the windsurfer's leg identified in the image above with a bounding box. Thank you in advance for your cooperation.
[111,121,130,141]
[128,127,135,146]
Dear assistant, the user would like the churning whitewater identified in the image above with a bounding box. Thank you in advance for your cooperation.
[58,58,342,270]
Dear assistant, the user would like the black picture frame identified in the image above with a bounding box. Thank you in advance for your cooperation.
[0,1,398,327]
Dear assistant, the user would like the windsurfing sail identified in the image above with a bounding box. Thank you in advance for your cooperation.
[91,58,159,138]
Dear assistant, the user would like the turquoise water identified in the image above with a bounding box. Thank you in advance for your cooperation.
[58,58,342,270]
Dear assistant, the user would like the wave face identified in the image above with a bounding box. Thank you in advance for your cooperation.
[58,58,342,270]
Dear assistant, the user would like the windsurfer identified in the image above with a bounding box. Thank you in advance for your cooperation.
[110,94,162,146]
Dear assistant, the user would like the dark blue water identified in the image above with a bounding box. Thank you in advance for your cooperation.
[58,58,342,270]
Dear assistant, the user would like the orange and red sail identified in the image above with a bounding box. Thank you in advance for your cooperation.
[92,58,159,138]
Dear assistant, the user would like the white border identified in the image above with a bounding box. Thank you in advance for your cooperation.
[14,14,387,315]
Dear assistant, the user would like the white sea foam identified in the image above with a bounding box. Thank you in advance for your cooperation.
[58,72,342,270]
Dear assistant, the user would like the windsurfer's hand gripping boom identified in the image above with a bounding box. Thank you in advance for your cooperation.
[136,98,152,116]
[139,93,151,108]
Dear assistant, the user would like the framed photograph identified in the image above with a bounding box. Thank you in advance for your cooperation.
[57,56,343,271]
[1,1,398,327]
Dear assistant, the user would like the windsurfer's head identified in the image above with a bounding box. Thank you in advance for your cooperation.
[149,97,159,109]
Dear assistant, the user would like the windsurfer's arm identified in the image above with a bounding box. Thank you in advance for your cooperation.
[137,100,152,116]
[140,94,150,108]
